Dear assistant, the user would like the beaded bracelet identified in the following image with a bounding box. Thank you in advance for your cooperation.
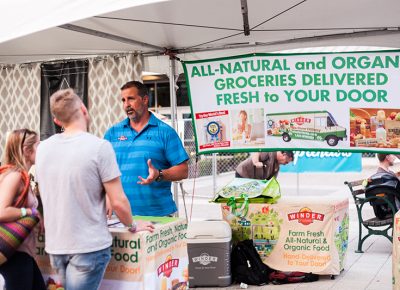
[31,207,38,216]
[20,207,27,217]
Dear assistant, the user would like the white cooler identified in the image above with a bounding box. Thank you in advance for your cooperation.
[186,220,232,287]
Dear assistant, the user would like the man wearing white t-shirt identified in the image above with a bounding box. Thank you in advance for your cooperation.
[36,89,154,290]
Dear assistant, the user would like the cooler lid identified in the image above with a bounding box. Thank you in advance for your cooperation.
[186,220,231,239]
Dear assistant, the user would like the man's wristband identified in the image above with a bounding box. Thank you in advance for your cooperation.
[155,169,164,182]
[128,221,138,233]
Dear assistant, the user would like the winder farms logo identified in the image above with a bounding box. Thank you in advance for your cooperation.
[288,207,325,225]
[291,117,311,126]
[157,255,179,277]
[192,253,218,266]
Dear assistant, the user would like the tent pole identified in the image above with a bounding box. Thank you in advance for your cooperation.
[212,153,217,195]
[59,24,165,51]
[240,0,250,36]
[169,58,177,131]
[169,56,180,216]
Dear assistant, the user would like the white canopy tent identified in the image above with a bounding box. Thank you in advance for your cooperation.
[1,0,400,70]
[1,0,399,210]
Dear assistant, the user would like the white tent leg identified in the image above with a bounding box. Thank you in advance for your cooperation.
[169,57,180,217]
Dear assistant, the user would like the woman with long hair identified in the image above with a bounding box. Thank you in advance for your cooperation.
[237,110,252,139]
[0,129,46,290]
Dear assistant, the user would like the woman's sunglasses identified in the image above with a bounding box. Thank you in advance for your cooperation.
[21,129,28,152]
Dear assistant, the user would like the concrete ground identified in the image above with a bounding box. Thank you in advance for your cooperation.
[176,157,394,290]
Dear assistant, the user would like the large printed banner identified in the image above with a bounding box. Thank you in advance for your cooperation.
[35,217,188,290]
[280,152,362,173]
[222,196,349,275]
[182,51,400,154]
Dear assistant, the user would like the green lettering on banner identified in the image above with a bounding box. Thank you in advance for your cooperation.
[283,230,331,253]
[191,65,215,77]
[284,90,330,102]
[235,76,248,88]
[214,78,224,90]
[146,231,160,254]
[331,55,400,69]
[146,232,159,243]
[191,66,201,77]
[313,245,330,251]
[214,74,296,90]
[147,242,158,254]
[295,56,326,70]
[112,236,140,249]
[269,59,290,71]
[220,59,291,75]
[233,62,244,73]
[288,230,305,237]
[336,89,388,102]
[220,62,232,74]
[158,235,178,249]
[178,232,187,240]
[284,243,311,251]
[296,237,322,243]
[184,52,400,156]
[307,230,324,237]
[216,91,259,105]
[264,92,279,102]
[175,223,187,232]
[111,248,139,263]
[160,227,173,237]
[301,73,388,86]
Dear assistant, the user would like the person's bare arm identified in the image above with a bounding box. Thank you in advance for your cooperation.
[0,172,33,222]
[105,194,112,219]
[251,153,264,168]
[103,177,132,226]
[104,177,154,232]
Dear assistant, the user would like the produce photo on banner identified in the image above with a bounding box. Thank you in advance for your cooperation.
[182,50,400,154]
[350,108,400,148]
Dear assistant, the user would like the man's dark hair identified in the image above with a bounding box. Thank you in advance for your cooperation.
[377,153,388,162]
[120,81,148,97]
[281,150,294,160]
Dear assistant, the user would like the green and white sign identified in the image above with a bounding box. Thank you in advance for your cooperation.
[182,50,400,154]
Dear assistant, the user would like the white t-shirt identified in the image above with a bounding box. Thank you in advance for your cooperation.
[36,132,121,254]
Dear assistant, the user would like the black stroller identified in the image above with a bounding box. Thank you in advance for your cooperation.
[365,172,400,219]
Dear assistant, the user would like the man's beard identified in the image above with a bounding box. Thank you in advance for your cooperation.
[128,113,139,122]
[127,109,142,123]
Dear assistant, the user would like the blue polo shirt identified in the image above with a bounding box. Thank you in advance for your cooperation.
[104,113,189,216]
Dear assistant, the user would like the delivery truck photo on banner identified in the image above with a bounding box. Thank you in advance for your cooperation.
[182,50,400,154]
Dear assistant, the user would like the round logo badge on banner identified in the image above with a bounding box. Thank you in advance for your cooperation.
[206,121,220,141]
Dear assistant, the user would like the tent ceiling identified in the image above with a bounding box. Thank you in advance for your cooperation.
[1,0,400,64]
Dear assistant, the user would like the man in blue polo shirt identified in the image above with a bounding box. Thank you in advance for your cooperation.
[104,81,189,216]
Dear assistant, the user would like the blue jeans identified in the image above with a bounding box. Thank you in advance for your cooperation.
[50,247,111,290]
